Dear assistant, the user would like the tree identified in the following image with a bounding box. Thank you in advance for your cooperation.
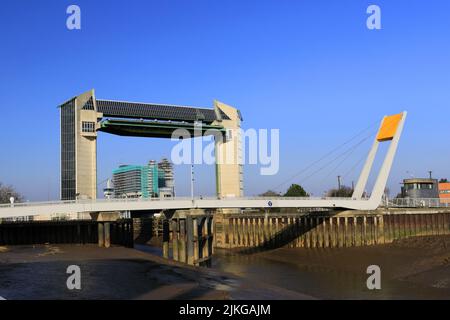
[259,190,281,197]
[0,182,23,204]
[327,186,353,197]
[284,184,308,197]
[440,178,448,183]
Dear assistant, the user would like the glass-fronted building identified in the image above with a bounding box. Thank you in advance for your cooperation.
[112,159,174,199]
[60,99,76,200]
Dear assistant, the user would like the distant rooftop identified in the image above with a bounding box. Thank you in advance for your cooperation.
[403,178,437,184]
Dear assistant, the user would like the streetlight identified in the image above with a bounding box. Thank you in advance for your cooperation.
[190,164,195,203]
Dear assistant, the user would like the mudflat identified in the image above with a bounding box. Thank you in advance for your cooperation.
[2,236,449,300]
[0,244,312,300]
[213,235,450,299]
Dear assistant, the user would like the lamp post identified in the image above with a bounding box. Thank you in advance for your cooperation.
[190,164,195,203]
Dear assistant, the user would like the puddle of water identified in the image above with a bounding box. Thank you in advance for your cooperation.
[134,244,163,256]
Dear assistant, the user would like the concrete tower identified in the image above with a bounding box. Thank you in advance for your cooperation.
[213,101,244,198]
[60,89,100,200]
[60,90,243,201]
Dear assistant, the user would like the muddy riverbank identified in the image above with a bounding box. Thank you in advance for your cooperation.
[212,235,450,299]
[0,244,311,300]
[1,235,450,300]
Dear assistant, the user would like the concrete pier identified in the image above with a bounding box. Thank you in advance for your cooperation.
[160,210,214,266]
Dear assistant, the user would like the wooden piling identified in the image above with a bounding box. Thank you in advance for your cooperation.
[379,216,384,244]
[172,220,179,261]
[162,219,170,259]
[104,222,110,248]
[202,217,208,260]
[263,216,269,247]
[249,218,255,247]
[238,218,243,247]
[179,219,186,263]
[186,216,194,265]
[193,218,199,264]
[98,223,104,247]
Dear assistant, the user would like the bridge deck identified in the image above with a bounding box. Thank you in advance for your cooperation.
[1,197,448,220]
[0,197,371,219]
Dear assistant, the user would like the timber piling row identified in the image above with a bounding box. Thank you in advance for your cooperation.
[215,211,450,249]
[0,220,134,247]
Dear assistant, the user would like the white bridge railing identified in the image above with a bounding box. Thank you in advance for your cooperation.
[1,197,448,211]
[0,196,357,209]
[1,196,448,222]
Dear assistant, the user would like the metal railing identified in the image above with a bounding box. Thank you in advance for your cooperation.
[0,197,192,208]
[386,198,450,208]
[3,196,449,210]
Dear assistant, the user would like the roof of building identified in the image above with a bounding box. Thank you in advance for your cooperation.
[96,99,230,123]
[403,178,438,184]
[112,165,144,175]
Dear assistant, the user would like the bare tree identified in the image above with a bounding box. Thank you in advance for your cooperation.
[0,182,23,204]
[384,187,390,198]
[327,186,353,197]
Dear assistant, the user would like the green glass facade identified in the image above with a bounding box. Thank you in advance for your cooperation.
[112,162,168,198]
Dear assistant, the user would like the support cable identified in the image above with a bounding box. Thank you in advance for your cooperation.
[272,121,379,192]
[298,134,375,185]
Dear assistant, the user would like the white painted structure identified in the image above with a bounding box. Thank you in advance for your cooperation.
[0,112,407,219]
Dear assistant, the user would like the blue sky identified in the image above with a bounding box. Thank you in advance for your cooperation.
[0,0,449,201]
